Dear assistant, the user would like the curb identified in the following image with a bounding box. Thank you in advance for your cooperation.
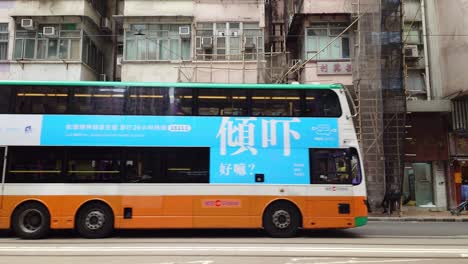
[368,217,468,222]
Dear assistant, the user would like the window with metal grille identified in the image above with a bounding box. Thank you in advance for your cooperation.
[195,22,264,61]
[125,24,191,61]
[0,23,8,60]
[14,23,81,61]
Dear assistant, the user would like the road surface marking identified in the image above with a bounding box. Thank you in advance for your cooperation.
[0,246,466,254]
[288,259,432,264]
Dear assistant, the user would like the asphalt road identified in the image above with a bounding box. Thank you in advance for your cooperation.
[1,222,468,264]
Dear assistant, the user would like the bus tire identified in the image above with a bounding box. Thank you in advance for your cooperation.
[11,202,50,239]
[76,202,114,239]
[263,202,301,238]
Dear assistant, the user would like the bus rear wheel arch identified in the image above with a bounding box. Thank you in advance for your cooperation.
[262,200,302,238]
[75,201,114,239]
[11,201,51,239]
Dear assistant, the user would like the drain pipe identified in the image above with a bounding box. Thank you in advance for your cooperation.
[421,0,431,100]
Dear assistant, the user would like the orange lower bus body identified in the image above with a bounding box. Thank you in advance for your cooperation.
[0,195,368,230]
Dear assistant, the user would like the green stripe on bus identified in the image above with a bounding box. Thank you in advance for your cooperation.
[355,216,368,227]
[0,80,343,90]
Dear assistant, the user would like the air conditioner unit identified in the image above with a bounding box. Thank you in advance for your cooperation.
[202,37,213,49]
[42,27,56,37]
[179,26,190,38]
[99,74,107,81]
[405,45,419,58]
[21,19,35,30]
[101,17,111,31]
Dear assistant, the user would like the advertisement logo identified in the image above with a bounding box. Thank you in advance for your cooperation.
[24,125,32,134]
[168,124,192,132]
[311,124,337,136]
[202,199,241,208]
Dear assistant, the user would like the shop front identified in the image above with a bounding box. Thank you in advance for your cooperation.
[449,133,468,204]
[404,113,449,210]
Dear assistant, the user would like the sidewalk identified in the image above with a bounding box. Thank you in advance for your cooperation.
[368,209,468,222]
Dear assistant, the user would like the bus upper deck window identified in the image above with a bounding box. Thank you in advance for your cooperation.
[251,89,300,117]
[198,88,248,116]
[304,90,341,117]
[167,88,192,116]
[15,86,68,114]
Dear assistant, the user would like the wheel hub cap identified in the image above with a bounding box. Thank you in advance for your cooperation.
[85,210,105,230]
[19,209,43,234]
[272,210,291,229]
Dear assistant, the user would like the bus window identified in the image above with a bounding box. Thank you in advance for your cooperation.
[15,86,68,114]
[251,89,301,117]
[0,86,12,113]
[71,86,125,115]
[123,147,209,183]
[309,148,352,184]
[6,147,65,183]
[127,87,168,115]
[303,90,341,117]
[166,88,192,116]
[124,149,162,183]
[350,148,362,185]
[198,89,248,116]
[164,148,209,183]
[68,147,122,183]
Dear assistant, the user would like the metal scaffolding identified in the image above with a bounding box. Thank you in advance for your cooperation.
[352,0,405,210]
[351,0,385,210]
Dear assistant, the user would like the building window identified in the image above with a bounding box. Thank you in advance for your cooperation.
[195,22,264,61]
[0,23,8,60]
[305,23,350,60]
[125,24,191,61]
[14,23,81,60]
[403,23,421,44]
[82,33,104,73]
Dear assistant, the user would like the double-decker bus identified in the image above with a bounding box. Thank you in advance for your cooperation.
[0,81,367,239]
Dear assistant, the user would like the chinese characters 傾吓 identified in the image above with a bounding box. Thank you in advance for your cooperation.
[216,117,301,157]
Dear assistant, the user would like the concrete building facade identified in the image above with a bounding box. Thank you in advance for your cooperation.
[0,0,115,81]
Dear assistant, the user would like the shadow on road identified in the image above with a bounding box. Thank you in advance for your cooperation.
[0,228,361,240]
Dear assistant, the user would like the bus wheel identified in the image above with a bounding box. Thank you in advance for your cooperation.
[76,202,114,239]
[12,202,50,239]
[263,202,301,238]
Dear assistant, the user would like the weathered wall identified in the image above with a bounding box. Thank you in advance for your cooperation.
[433,0,468,97]
[301,0,352,14]
[12,0,103,26]
[122,61,262,83]
[124,0,194,17]
[433,160,448,209]
[0,63,95,81]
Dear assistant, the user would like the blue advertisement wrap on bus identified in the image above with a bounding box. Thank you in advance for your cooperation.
[40,115,339,184]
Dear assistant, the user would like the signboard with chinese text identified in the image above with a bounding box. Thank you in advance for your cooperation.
[317,61,352,75]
